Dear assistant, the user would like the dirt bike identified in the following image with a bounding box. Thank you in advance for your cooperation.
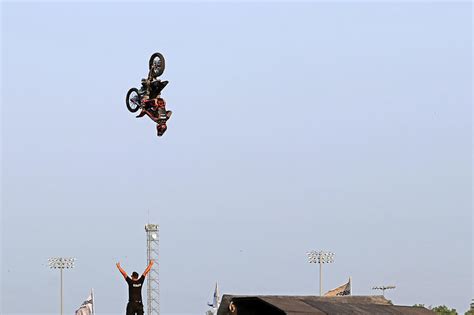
[126,52,166,113]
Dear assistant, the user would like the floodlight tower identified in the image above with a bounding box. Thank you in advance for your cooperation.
[48,257,75,315]
[307,251,335,296]
[145,224,160,315]
[372,285,396,297]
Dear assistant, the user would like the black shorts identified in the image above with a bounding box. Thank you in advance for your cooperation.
[126,301,144,315]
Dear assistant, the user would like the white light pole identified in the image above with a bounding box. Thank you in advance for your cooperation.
[372,285,396,297]
[48,257,75,315]
[307,251,335,296]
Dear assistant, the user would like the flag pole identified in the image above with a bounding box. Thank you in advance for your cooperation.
[91,288,95,315]
[349,277,352,296]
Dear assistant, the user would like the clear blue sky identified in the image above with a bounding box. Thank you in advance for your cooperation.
[1,1,472,314]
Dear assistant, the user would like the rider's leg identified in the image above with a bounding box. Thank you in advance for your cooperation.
[166,111,172,120]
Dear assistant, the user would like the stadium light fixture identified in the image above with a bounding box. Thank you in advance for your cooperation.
[49,257,75,315]
[307,251,335,296]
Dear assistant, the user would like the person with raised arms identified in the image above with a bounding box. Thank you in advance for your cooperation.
[116,260,154,315]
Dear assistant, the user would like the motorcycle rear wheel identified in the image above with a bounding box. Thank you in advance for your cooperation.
[149,52,165,78]
[126,88,141,113]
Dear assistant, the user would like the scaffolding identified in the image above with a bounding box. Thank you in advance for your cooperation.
[145,224,160,315]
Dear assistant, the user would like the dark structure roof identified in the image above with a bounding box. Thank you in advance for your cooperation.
[217,295,435,315]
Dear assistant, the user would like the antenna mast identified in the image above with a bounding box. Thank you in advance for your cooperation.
[145,224,160,315]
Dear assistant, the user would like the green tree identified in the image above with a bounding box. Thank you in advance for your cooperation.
[431,305,457,315]
[464,309,474,315]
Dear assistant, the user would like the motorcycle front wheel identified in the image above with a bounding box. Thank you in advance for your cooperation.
[149,52,165,78]
[126,88,141,113]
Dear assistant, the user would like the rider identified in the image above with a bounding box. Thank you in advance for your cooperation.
[134,58,171,137]
[116,261,154,315]
[136,97,172,137]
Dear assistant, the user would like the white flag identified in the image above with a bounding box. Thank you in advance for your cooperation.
[75,290,94,315]
[324,278,351,296]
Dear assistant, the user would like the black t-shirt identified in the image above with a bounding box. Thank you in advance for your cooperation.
[126,275,145,302]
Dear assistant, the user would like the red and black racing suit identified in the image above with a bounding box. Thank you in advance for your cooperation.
[136,98,172,136]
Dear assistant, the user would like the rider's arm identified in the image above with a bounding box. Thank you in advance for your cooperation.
[116,262,128,279]
[142,260,154,277]
[136,109,147,118]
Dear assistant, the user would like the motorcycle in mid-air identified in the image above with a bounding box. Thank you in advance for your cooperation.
[126,52,166,114]
[125,52,172,137]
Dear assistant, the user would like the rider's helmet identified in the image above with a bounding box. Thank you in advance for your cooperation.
[157,123,167,137]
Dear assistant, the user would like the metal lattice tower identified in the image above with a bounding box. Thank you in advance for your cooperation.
[145,224,160,315]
